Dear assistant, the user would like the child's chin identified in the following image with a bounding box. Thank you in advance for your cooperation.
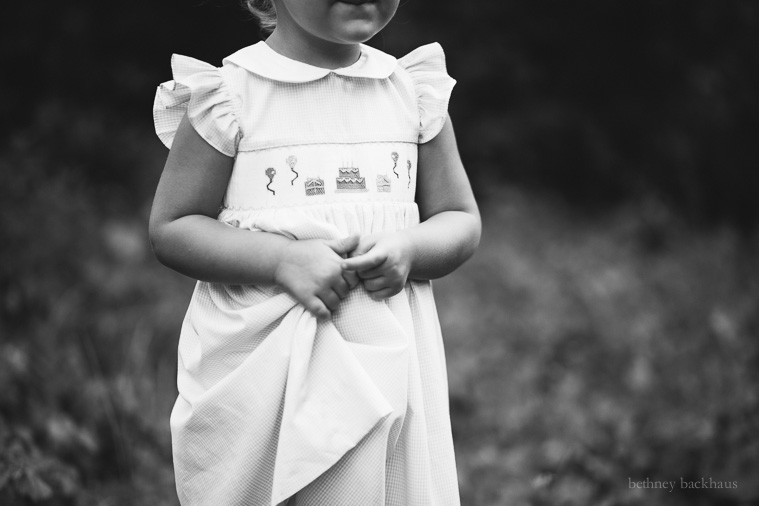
[334,21,384,43]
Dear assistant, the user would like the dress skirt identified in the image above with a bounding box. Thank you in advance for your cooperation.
[170,201,461,506]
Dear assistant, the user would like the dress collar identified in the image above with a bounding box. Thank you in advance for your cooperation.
[222,41,398,83]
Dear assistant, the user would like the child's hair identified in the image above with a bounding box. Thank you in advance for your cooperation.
[243,0,277,35]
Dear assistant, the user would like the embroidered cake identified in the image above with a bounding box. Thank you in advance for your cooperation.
[336,167,367,192]
[376,174,391,192]
[305,177,325,196]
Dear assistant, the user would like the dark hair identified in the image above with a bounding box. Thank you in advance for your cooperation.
[243,0,277,35]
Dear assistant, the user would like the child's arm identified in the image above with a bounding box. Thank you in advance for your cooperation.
[149,115,357,318]
[342,116,481,299]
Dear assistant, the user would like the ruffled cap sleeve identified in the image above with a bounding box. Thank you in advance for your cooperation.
[398,43,456,143]
[153,55,241,157]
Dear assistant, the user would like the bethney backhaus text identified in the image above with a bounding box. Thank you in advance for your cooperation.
[629,477,738,493]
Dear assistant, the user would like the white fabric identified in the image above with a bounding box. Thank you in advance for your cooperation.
[153,41,459,506]
[153,55,241,156]
[223,41,398,82]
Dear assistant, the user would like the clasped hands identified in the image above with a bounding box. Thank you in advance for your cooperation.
[274,233,413,319]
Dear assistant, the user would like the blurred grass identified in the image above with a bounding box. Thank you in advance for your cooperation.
[438,188,759,506]
[1,109,759,505]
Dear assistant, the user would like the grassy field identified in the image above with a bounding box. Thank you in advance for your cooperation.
[1,132,758,504]
[439,188,759,506]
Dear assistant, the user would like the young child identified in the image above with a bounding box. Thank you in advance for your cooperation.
[149,0,480,504]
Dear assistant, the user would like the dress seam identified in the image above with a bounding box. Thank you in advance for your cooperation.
[237,139,419,153]
[219,200,418,212]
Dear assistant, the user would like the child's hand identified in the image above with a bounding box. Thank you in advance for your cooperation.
[275,235,360,319]
[341,233,413,301]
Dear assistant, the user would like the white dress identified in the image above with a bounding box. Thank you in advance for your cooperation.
[153,41,459,506]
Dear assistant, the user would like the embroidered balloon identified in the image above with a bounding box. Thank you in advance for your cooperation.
[265,167,276,195]
[287,155,298,185]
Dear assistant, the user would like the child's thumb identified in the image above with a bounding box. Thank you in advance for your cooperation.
[327,234,360,255]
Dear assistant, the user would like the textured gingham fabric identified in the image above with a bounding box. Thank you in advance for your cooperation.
[153,42,459,506]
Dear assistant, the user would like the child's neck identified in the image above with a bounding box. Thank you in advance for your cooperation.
[265,28,361,70]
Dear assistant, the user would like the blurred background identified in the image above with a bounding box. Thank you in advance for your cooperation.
[1,0,758,504]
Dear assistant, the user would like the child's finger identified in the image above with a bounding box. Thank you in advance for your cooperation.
[342,250,387,272]
[304,297,331,320]
[318,289,342,312]
[369,287,396,301]
[364,277,389,292]
[325,234,360,256]
[356,265,385,280]
[346,236,377,258]
[342,270,360,289]
[333,276,351,299]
